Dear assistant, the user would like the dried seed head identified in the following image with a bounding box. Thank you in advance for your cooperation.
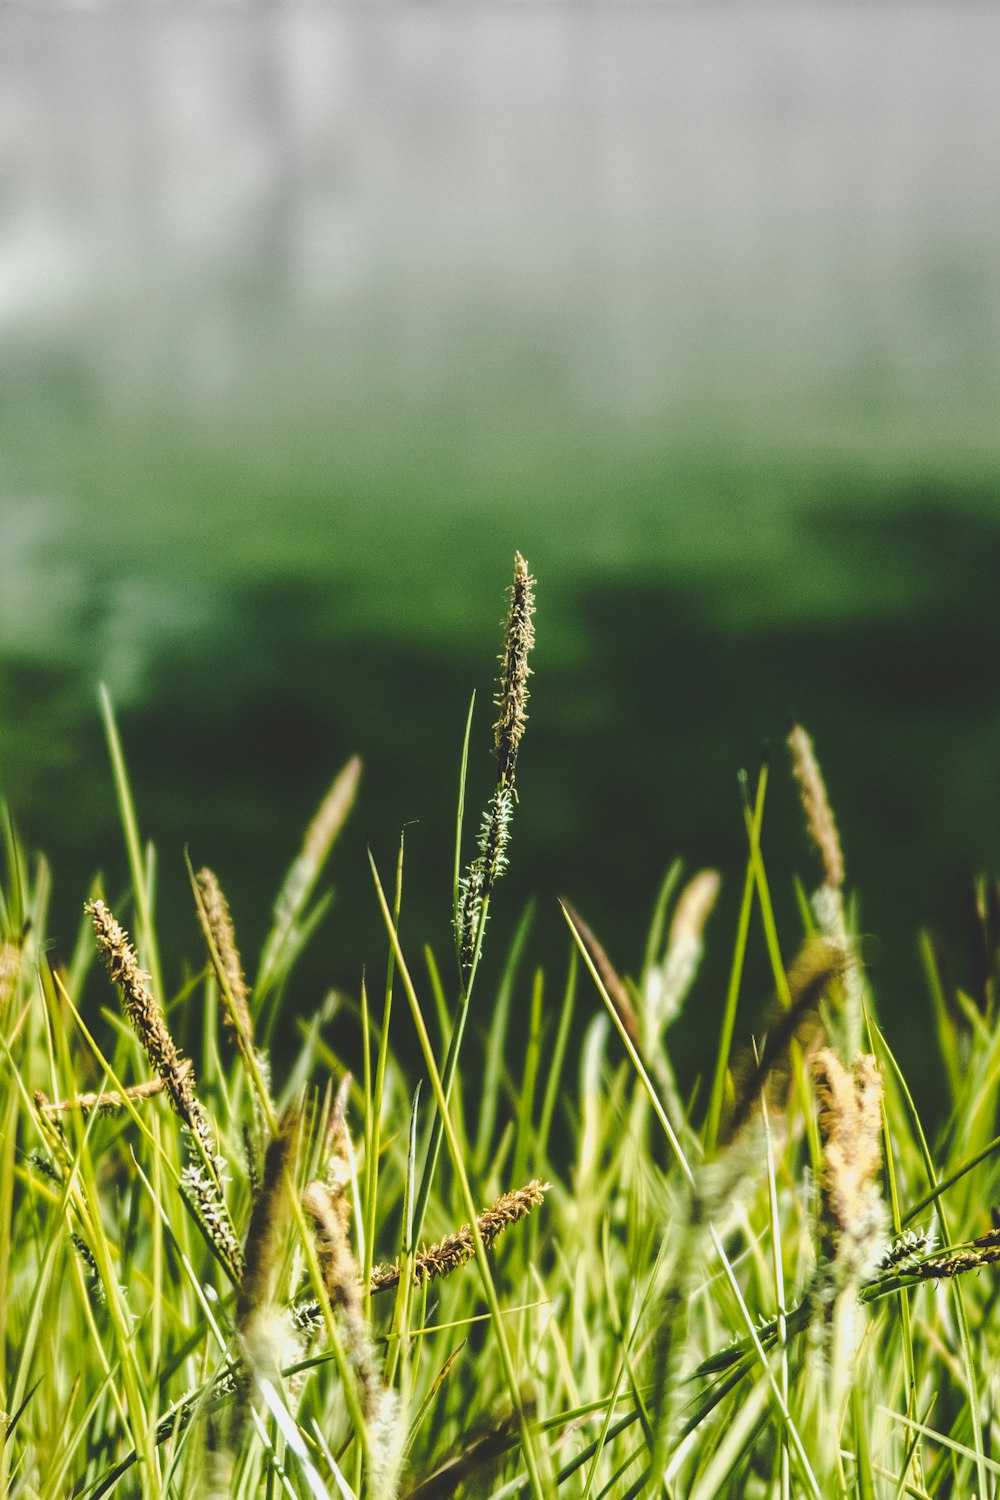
[370,1179,549,1295]
[86,900,210,1148]
[238,1112,299,1333]
[303,1171,384,1432]
[562,901,641,1051]
[273,756,362,938]
[0,941,22,1013]
[301,755,363,875]
[646,869,721,1034]
[302,1179,356,1312]
[87,898,244,1279]
[493,552,536,786]
[323,1072,353,1194]
[667,869,721,951]
[788,723,845,891]
[37,1073,181,1117]
[260,757,363,1003]
[723,937,842,1143]
[914,1224,1000,1280]
[195,867,253,1045]
[814,1048,886,1282]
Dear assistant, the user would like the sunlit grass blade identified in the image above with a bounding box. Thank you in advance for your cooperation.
[703,763,766,1156]
[99,683,163,1003]
[257,754,362,1007]
[369,848,550,1500]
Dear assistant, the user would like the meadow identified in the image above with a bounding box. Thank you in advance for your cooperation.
[3,552,1000,1498]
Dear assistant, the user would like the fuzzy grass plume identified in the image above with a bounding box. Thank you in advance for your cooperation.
[644,867,720,1038]
[809,1045,888,1439]
[723,936,843,1143]
[258,754,362,1000]
[787,722,845,893]
[303,1152,400,1499]
[788,722,866,1062]
[812,1048,886,1289]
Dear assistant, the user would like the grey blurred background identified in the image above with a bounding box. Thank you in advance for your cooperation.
[3,6,1000,1102]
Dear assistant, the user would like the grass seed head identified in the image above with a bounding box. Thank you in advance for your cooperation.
[915,1224,1000,1280]
[183,1164,246,1284]
[723,937,842,1143]
[562,901,642,1050]
[238,1110,299,1335]
[668,868,721,951]
[195,867,253,1045]
[37,1073,178,1117]
[302,1170,386,1441]
[70,1232,106,1306]
[456,554,537,975]
[302,1178,356,1311]
[86,899,210,1147]
[788,722,845,891]
[370,1179,549,1295]
[272,756,363,939]
[646,868,721,1034]
[493,551,536,786]
[814,1048,886,1284]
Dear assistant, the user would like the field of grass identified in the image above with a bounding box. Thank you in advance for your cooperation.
[4,552,1000,1498]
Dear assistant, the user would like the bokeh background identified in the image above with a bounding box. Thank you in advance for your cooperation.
[3,6,1000,1110]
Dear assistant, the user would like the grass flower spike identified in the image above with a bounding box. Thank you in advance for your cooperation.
[86,899,209,1146]
[788,722,864,1059]
[370,1179,548,1294]
[813,1048,886,1283]
[457,552,536,975]
[787,722,844,892]
[645,867,721,1037]
[195,866,253,1045]
[35,1073,180,1117]
[86,896,244,1281]
[492,550,536,785]
[303,1148,400,1500]
[810,1046,887,1424]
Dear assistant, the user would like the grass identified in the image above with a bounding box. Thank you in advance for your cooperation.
[3,554,1000,1498]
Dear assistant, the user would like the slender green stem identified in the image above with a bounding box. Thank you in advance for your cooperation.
[99,685,163,1008]
[872,1020,987,1500]
[370,850,551,1500]
[566,904,822,1500]
[704,766,766,1155]
[363,834,404,1311]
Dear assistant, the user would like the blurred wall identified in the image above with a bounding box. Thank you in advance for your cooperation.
[2,6,999,1103]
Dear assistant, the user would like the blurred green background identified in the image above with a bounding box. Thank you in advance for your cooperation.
[2,7,1000,1108]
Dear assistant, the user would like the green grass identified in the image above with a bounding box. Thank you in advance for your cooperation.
[4,557,1000,1499]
